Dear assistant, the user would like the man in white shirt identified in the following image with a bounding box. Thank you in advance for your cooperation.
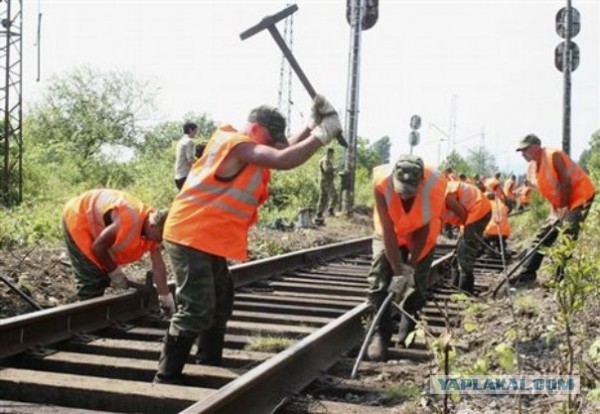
[174,122,198,190]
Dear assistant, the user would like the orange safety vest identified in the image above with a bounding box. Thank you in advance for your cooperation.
[527,148,595,210]
[163,125,270,261]
[484,199,511,237]
[373,165,447,261]
[63,189,156,271]
[484,177,504,200]
[503,178,515,201]
[443,181,492,226]
[516,185,532,204]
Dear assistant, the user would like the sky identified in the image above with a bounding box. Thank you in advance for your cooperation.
[20,0,600,174]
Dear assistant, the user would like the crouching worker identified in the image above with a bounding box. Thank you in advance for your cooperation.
[443,181,492,294]
[153,95,343,384]
[62,189,174,313]
[483,192,511,257]
[367,155,447,361]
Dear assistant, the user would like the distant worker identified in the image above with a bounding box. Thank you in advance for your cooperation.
[315,147,336,225]
[483,191,511,256]
[503,174,516,212]
[153,95,343,384]
[484,172,504,201]
[459,173,468,183]
[515,179,533,210]
[367,155,447,361]
[443,181,492,293]
[174,121,198,190]
[511,134,595,284]
[473,174,486,192]
[444,167,460,181]
[62,189,174,312]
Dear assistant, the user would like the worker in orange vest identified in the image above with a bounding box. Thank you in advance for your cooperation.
[153,96,343,384]
[62,189,174,313]
[503,174,516,212]
[444,167,460,181]
[366,155,447,361]
[443,181,492,294]
[483,192,511,256]
[484,172,505,202]
[511,134,596,284]
[515,179,533,210]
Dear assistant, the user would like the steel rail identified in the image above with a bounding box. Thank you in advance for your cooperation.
[0,237,372,360]
[181,248,456,414]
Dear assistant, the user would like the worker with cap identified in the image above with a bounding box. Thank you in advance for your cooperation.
[443,181,492,293]
[62,189,174,312]
[483,191,511,257]
[511,134,595,284]
[153,95,343,384]
[366,155,447,361]
[315,147,337,225]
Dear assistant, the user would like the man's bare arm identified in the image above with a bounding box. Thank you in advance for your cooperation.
[230,137,323,171]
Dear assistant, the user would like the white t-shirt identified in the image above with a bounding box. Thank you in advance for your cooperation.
[174,135,195,180]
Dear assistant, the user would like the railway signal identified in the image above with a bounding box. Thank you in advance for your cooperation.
[409,114,421,155]
[555,1,580,156]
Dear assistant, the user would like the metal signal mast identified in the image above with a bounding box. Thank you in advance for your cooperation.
[0,0,24,206]
[277,2,294,136]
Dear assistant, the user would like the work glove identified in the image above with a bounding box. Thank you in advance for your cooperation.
[307,94,337,130]
[108,267,129,290]
[554,206,568,221]
[158,293,176,318]
[388,264,416,302]
[312,114,343,146]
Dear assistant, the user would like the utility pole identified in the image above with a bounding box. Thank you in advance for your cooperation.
[0,0,24,206]
[448,94,458,153]
[277,2,294,136]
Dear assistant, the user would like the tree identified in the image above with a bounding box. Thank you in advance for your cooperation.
[356,136,381,173]
[579,129,600,173]
[440,150,473,176]
[371,135,391,164]
[466,146,498,177]
[27,66,156,168]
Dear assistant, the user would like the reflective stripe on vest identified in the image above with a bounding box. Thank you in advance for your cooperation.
[63,189,154,270]
[443,182,491,226]
[529,148,595,210]
[373,164,446,261]
[163,126,270,261]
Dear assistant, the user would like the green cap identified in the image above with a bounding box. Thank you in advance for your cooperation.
[516,134,541,151]
[392,155,424,196]
[248,105,287,145]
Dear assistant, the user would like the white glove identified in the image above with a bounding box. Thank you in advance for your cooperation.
[307,94,337,129]
[108,267,128,290]
[388,264,416,297]
[312,114,343,146]
[555,207,568,221]
[158,293,176,317]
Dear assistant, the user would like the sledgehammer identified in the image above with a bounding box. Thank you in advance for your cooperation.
[240,4,348,148]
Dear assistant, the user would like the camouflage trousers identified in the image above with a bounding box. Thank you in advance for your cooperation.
[522,196,595,274]
[455,212,492,282]
[165,241,234,337]
[367,234,435,340]
[316,179,336,216]
[63,223,109,300]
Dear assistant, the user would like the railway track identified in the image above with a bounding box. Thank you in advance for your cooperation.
[0,237,508,413]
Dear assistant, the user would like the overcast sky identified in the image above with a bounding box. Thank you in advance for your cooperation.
[21,0,600,174]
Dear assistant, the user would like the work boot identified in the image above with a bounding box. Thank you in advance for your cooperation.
[397,314,417,348]
[153,332,196,385]
[459,272,475,294]
[509,271,537,286]
[195,325,226,366]
[367,332,390,362]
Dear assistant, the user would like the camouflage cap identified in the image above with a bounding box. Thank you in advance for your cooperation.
[248,105,288,145]
[392,155,424,196]
[516,134,541,151]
